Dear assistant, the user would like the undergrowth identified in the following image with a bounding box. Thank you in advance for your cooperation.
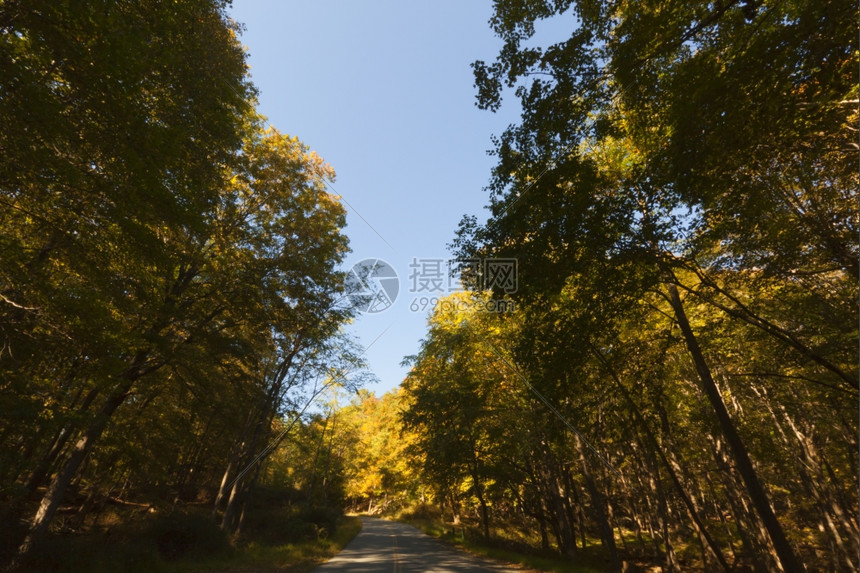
[9,503,361,573]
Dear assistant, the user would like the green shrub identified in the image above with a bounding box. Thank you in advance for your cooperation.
[241,510,314,545]
[147,511,230,561]
[395,502,441,521]
[299,506,342,538]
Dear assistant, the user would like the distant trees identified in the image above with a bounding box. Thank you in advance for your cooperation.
[262,389,419,515]
[338,389,418,513]
[0,0,357,562]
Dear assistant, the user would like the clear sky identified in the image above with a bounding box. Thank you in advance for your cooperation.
[227,2,562,395]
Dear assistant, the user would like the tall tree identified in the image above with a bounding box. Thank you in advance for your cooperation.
[0,1,359,563]
[456,1,857,570]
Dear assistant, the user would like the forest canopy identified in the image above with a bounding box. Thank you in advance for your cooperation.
[0,1,856,572]
[405,0,856,571]
[0,0,361,564]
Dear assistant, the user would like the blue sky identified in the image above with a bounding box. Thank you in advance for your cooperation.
[228,2,564,395]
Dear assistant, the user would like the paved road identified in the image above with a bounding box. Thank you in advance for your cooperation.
[314,517,514,572]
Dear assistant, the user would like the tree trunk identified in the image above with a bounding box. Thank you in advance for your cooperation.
[472,476,491,541]
[305,415,329,505]
[667,283,806,572]
[213,457,237,517]
[16,381,132,560]
[711,437,769,571]
[545,457,576,558]
[560,467,581,555]
[576,434,621,572]
[535,504,551,551]
[25,387,101,497]
[591,343,730,570]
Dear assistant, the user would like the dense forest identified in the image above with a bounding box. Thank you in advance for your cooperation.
[0,1,367,569]
[1,0,857,572]
[333,1,858,572]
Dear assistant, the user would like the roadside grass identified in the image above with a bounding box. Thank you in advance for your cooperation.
[12,506,361,573]
[173,514,362,572]
[383,502,715,572]
[462,544,608,573]
[389,511,610,573]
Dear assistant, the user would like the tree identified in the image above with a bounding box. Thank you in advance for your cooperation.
[456,1,857,570]
[401,293,517,542]
[206,127,357,534]
[0,0,252,557]
[337,389,419,514]
[0,1,359,562]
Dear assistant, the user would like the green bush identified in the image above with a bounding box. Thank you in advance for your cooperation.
[147,511,230,561]
[241,510,314,545]
[239,504,342,545]
[395,502,442,521]
[16,530,162,573]
[299,506,342,538]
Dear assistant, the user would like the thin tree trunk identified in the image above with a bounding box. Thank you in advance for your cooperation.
[667,283,806,572]
[468,456,491,542]
[25,387,100,496]
[576,434,621,572]
[305,415,330,505]
[590,343,730,571]
[213,457,237,517]
[560,467,581,555]
[234,460,266,536]
[535,503,551,551]
[476,487,491,542]
[548,469,577,557]
[15,380,133,560]
[221,478,244,533]
[320,415,337,506]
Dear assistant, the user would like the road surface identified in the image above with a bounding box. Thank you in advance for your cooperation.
[314,517,514,572]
